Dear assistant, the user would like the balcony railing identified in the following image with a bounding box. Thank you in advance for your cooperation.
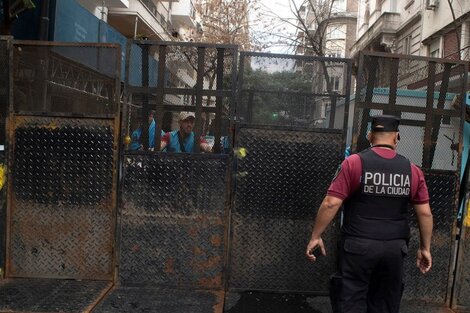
[139,0,174,32]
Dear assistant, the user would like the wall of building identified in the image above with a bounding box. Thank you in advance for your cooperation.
[422,0,470,42]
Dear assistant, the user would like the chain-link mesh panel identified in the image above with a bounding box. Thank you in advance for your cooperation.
[402,171,457,302]
[0,278,111,312]
[8,116,116,279]
[128,42,237,89]
[229,126,342,292]
[352,53,466,172]
[237,52,351,130]
[93,286,224,313]
[119,153,229,289]
[13,44,118,115]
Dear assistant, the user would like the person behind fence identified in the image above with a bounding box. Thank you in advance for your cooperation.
[129,110,164,151]
[160,111,212,153]
[305,115,433,313]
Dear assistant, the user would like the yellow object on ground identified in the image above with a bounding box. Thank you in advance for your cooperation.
[234,147,247,159]
[464,201,470,227]
[0,164,5,190]
[124,135,132,145]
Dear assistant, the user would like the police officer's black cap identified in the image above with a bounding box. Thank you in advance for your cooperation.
[371,115,400,132]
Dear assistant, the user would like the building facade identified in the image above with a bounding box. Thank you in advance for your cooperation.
[351,0,470,61]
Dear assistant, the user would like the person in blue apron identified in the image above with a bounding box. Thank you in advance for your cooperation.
[129,110,165,151]
[306,115,433,313]
[160,111,212,153]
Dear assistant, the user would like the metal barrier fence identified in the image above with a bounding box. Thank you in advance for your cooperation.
[237,52,352,134]
[229,125,342,293]
[453,219,470,311]
[1,40,470,313]
[352,51,468,309]
[0,41,121,313]
[123,41,237,154]
[117,153,230,288]
[0,37,11,279]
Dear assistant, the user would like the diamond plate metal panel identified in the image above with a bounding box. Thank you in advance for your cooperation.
[0,278,111,312]
[93,286,224,313]
[454,223,470,309]
[224,292,333,313]
[0,38,10,278]
[229,126,343,292]
[119,153,229,288]
[402,171,457,303]
[8,116,116,279]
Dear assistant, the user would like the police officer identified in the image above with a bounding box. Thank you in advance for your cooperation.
[306,115,433,313]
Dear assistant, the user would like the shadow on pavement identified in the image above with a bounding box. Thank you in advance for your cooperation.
[225,291,328,313]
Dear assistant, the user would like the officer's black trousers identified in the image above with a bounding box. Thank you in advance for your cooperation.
[339,237,408,313]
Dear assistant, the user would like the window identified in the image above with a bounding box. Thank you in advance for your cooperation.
[330,76,341,91]
[327,49,343,58]
[403,35,411,55]
[332,0,346,12]
[429,37,441,58]
[327,25,345,39]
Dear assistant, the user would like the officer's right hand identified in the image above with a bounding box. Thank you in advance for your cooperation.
[417,249,432,274]
[306,237,326,262]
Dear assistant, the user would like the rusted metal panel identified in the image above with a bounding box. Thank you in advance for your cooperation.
[0,278,112,312]
[118,153,230,289]
[229,126,342,292]
[0,36,12,280]
[7,116,117,280]
[453,222,470,310]
[93,286,225,313]
[403,170,458,303]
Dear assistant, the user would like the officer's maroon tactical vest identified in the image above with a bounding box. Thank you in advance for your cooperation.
[342,148,412,240]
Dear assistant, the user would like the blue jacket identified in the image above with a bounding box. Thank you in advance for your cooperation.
[129,120,164,150]
[166,130,195,153]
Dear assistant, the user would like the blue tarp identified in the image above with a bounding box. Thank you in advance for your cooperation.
[53,0,166,84]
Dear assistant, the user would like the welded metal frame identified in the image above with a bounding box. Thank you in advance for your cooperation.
[352,51,468,160]
[5,41,122,281]
[227,123,343,294]
[123,40,238,154]
[0,36,13,281]
[236,51,353,152]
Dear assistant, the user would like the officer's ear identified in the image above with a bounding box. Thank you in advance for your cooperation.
[366,131,371,142]
[395,132,400,143]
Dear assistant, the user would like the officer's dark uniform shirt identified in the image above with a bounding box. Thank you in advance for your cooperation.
[328,147,428,202]
[342,148,412,240]
[327,147,429,239]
